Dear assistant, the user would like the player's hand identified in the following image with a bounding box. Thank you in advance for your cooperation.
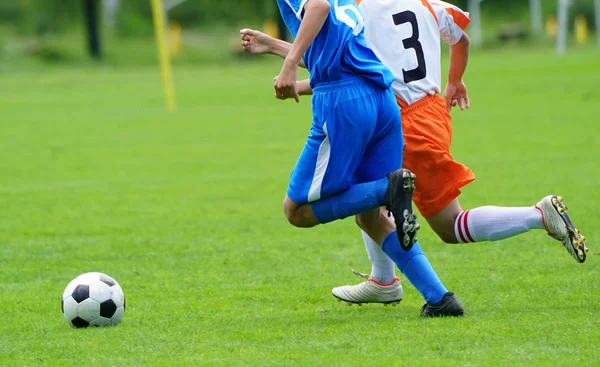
[274,59,300,103]
[240,28,272,55]
[444,81,470,112]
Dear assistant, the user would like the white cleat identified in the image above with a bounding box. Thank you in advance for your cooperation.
[332,270,403,305]
[536,195,588,263]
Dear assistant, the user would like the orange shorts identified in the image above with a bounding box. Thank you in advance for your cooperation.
[397,95,475,218]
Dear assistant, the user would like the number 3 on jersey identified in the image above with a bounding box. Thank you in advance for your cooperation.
[334,0,364,35]
[393,11,427,83]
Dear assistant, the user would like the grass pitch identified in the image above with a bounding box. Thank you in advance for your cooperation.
[1,47,599,366]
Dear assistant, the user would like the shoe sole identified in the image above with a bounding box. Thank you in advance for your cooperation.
[396,170,419,250]
[332,294,402,307]
[420,293,465,317]
[550,196,588,263]
[421,309,465,317]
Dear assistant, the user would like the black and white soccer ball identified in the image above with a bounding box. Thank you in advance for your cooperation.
[61,272,125,328]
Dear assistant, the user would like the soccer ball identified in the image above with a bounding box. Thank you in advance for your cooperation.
[61,272,126,328]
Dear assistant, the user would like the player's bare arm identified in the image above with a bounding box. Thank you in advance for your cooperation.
[272,77,313,98]
[444,33,470,112]
[275,0,330,103]
[240,28,271,55]
[296,79,313,95]
[240,28,307,68]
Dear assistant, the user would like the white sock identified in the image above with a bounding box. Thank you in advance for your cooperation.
[361,230,396,284]
[455,206,544,243]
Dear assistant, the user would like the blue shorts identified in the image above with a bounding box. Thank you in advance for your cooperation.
[287,77,403,204]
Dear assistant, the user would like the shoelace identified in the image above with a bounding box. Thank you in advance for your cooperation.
[351,269,371,280]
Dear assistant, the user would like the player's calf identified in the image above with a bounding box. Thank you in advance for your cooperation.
[425,199,463,244]
[355,208,396,245]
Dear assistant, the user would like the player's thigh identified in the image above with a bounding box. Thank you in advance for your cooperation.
[286,124,330,205]
[287,100,370,204]
[300,91,389,201]
[353,88,403,183]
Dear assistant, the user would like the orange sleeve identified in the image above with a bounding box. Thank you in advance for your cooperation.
[445,7,470,30]
[420,0,439,25]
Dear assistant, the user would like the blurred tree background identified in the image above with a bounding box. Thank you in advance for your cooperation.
[0,0,597,68]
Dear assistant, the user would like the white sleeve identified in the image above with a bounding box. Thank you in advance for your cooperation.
[429,1,470,45]
[285,0,309,20]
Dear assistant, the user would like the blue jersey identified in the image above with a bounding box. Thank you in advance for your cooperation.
[277,0,394,88]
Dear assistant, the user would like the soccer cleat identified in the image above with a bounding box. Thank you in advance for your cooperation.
[536,195,588,263]
[384,168,420,250]
[332,270,403,306]
[420,292,464,317]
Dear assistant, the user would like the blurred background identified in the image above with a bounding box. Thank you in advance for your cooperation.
[0,0,598,70]
[1,3,599,363]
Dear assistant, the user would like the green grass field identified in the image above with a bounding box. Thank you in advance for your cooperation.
[1,47,599,366]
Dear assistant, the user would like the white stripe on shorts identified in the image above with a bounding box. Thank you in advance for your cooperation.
[307,123,330,202]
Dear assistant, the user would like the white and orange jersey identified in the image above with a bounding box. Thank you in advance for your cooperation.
[357,0,470,105]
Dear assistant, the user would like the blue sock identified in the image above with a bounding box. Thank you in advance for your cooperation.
[381,233,447,303]
[311,178,388,224]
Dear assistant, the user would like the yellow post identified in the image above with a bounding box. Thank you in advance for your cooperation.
[151,0,176,112]
[169,22,183,58]
[263,19,279,39]
[575,15,589,45]
[546,16,558,38]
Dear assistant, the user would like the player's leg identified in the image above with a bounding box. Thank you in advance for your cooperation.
[314,84,418,249]
[407,96,587,262]
[284,116,390,228]
[425,198,463,244]
[333,90,460,315]
[282,196,319,228]
[348,86,419,247]
[382,233,463,317]
[284,81,410,231]
[333,206,459,312]
[285,174,394,228]
[337,208,460,313]
[439,196,588,263]
[344,87,419,249]
[283,123,328,228]
[330,207,404,305]
[428,199,543,244]
[359,209,396,284]
[363,95,452,310]
[334,220,464,316]
[426,199,552,247]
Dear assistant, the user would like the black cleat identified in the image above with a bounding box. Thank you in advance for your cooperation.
[420,292,465,317]
[384,168,419,250]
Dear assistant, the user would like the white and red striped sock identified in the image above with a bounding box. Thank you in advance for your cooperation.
[454,206,544,243]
